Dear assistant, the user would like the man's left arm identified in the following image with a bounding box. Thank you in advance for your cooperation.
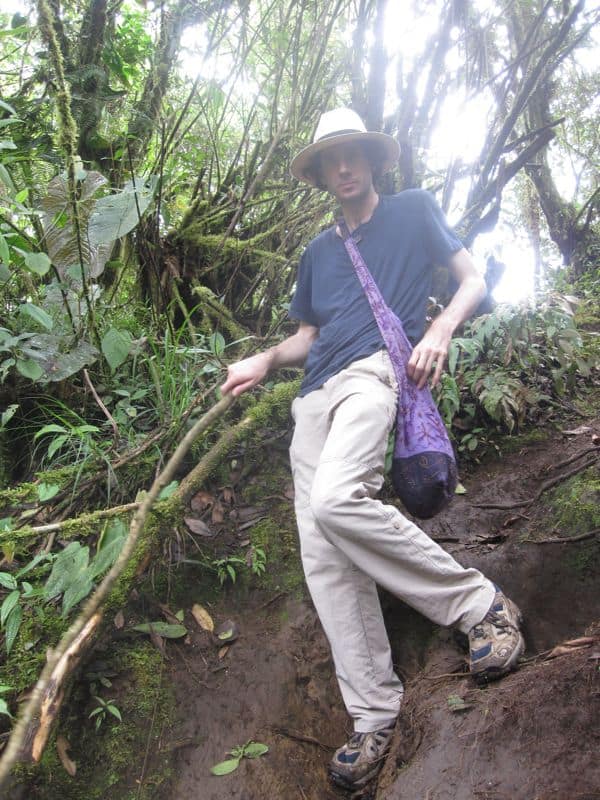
[407,248,486,389]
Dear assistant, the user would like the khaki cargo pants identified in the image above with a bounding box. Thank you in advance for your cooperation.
[289,350,494,732]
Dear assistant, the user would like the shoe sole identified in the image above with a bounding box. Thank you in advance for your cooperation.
[328,762,382,791]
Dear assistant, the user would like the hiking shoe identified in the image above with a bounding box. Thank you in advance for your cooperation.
[328,724,395,790]
[469,587,525,682]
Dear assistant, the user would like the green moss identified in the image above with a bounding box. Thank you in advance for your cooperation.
[247,379,300,430]
[18,640,175,800]
[0,606,67,696]
[499,427,551,454]
[547,467,600,537]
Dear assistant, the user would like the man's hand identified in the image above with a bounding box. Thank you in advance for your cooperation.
[220,351,273,397]
[407,318,453,390]
[220,322,318,398]
[407,248,486,390]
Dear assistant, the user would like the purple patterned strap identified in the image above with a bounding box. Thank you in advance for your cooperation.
[338,219,454,461]
[338,220,411,386]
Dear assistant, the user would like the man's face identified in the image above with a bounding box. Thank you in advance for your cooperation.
[318,142,374,204]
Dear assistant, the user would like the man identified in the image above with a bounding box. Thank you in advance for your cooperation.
[221,108,525,791]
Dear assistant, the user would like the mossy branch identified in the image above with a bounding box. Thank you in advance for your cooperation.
[0,380,299,784]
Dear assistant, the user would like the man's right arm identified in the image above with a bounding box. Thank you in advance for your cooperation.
[220,322,318,397]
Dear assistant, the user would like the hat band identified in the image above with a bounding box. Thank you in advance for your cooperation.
[316,128,364,143]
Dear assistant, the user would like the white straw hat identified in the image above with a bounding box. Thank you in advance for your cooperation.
[290,107,399,186]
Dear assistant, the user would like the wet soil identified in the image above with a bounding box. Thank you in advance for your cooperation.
[160,423,600,800]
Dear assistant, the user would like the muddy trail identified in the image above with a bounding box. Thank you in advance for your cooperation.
[159,421,600,800]
[15,415,600,800]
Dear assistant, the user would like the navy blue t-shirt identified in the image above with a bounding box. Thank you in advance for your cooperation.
[289,189,463,396]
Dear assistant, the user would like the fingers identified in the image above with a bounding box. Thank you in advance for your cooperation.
[407,345,446,389]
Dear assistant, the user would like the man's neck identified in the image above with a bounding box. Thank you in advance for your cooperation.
[340,188,380,232]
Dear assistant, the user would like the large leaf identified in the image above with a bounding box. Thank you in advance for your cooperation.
[23,334,98,382]
[45,542,90,600]
[40,171,111,279]
[16,358,44,380]
[20,303,53,331]
[101,327,132,371]
[88,531,126,580]
[88,177,156,246]
[23,251,52,276]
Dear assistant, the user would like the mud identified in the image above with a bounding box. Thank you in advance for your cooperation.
[160,426,600,800]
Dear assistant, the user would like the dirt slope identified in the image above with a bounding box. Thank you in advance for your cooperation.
[162,423,600,800]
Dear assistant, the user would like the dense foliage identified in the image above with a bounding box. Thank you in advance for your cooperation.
[0,0,597,773]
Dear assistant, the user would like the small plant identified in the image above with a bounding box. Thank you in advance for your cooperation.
[44,519,127,616]
[210,740,269,776]
[249,545,267,578]
[0,552,51,654]
[213,554,246,585]
[88,696,122,731]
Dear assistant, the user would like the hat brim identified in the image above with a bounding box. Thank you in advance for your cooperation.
[290,130,399,186]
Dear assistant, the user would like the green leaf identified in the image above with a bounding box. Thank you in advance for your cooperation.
[0,573,17,591]
[88,178,156,246]
[62,572,94,616]
[454,483,467,495]
[44,541,90,600]
[1,404,18,428]
[132,622,187,639]
[34,423,67,439]
[16,358,44,381]
[5,603,22,653]
[208,332,225,356]
[0,262,10,282]
[0,698,13,718]
[47,434,69,460]
[0,164,15,193]
[0,233,9,265]
[101,327,133,372]
[1,590,20,627]
[89,532,125,580]
[97,518,128,552]
[23,251,52,276]
[210,757,240,776]
[158,480,179,500]
[0,99,16,115]
[37,482,60,502]
[20,303,53,331]
[243,742,269,759]
[106,704,122,721]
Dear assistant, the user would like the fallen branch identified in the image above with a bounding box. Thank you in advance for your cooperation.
[529,528,600,545]
[472,454,598,510]
[546,446,599,473]
[20,613,102,762]
[0,392,236,790]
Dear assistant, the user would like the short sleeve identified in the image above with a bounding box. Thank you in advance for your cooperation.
[289,246,318,326]
[421,191,464,266]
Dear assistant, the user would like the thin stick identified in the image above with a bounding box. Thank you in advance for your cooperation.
[83,369,119,446]
[271,726,336,751]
